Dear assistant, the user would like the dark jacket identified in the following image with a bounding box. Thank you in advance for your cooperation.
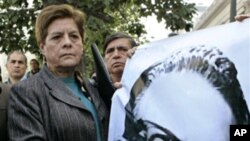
[8,65,109,141]
[0,83,11,141]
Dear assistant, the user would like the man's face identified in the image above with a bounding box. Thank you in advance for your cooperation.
[30,60,39,71]
[104,38,131,76]
[40,18,83,72]
[6,52,27,80]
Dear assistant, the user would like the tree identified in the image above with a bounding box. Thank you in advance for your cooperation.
[0,0,196,76]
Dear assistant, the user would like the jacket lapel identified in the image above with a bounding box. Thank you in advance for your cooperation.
[49,86,87,110]
[40,66,87,111]
[75,72,107,120]
[75,72,102,110]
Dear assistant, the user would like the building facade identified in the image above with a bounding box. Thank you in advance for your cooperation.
[194,0,250,30]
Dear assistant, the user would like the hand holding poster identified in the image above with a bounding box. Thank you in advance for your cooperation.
[108,19,250,141]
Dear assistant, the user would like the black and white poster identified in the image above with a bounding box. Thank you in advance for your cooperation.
[108,19,250,141]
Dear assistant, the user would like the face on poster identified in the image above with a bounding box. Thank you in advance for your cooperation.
[108,19,250,141]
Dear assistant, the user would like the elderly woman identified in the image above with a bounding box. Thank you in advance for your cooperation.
[8,4,108,141]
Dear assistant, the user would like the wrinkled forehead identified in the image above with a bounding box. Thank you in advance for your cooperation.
[47,18,79,34]
[106,38,132,49]
[8,52,26,62]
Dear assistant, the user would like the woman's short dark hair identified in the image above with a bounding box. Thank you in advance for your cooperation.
[35,4,86,46]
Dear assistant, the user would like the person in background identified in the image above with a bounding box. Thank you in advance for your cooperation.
[8,4,108,141]
[97,32,137,108]
[26,58,40,78]
[103,32,137,84]
[0,80,11,141]
[5,50,27,85]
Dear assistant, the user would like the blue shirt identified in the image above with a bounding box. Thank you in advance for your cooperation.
[61,77,102,141]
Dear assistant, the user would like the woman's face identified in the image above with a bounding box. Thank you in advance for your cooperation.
[40,18,83,73]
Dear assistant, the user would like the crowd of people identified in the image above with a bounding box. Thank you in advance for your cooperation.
[0,51,40,84]
[0,4,137,141]
[0,52,40,141]
[0,3,249,141]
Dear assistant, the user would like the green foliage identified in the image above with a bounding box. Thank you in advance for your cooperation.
[0,0,197,76]
[138,0,196,31]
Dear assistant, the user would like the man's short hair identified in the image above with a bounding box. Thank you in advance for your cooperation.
[103,32,137,53]
[7,50,27,64]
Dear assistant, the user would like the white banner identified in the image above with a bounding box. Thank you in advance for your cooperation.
[109,19,250,141]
